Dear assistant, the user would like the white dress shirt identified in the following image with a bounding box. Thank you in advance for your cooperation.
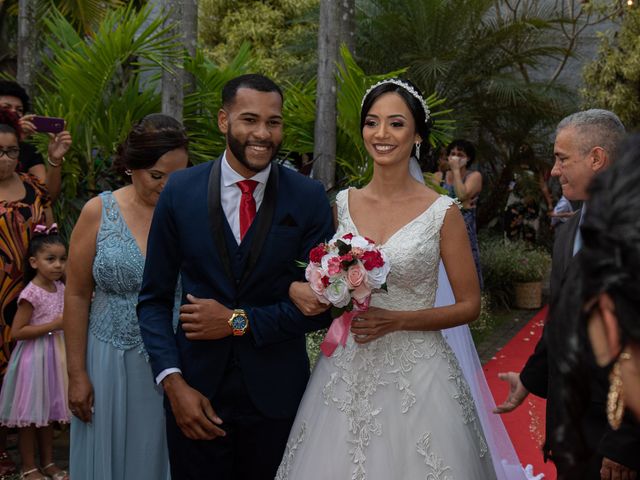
[155,153,272,385]
[220,152,271,244]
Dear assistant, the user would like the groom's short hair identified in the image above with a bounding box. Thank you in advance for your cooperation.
[222,74,283,108]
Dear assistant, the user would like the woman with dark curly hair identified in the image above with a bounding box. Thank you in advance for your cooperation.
[0,109,56,475]
[64,114,188,479]
[548,134,640,479]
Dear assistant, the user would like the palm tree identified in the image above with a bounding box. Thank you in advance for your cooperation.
[32,4,180,235]
[355,0,589,226]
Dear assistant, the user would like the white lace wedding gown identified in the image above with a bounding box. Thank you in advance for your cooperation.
[276,190,496,480]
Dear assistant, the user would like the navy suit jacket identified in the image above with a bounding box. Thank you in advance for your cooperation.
[137,158,334,419]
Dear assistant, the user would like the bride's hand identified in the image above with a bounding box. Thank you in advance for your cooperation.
[289,281,331,316]
[351,307,400,343]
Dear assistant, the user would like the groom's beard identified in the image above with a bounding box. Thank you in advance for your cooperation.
[227,123,281,173]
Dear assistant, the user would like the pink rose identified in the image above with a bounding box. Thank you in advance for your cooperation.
[346,263,366,288]
[305,264,326,297]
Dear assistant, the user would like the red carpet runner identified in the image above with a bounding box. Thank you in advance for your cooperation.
[483,306,557,479]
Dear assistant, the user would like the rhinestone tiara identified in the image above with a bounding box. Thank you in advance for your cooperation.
[361,78,431,123]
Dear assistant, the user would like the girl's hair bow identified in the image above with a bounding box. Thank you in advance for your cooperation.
[33,223,58,236]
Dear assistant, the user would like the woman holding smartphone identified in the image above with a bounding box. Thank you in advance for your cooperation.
[0,80,71,202]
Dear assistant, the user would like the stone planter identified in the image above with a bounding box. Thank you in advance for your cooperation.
[514,281,542,309]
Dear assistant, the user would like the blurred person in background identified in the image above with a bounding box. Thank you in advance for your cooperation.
[434,139,483,288]
[0,80,71,202]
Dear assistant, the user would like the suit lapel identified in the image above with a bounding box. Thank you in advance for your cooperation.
[207,157,236,284]
[239,164,279,287]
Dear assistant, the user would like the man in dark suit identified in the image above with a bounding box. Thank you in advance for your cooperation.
[137,74,334,479]
[495,109,640,479]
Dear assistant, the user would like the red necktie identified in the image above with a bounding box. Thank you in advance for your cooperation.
[237,180,258,241]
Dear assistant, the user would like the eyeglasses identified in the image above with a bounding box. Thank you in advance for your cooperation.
[0,148,20,160]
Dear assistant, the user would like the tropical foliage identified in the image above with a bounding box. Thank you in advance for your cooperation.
[3,0,626,236]
[29,5,178,236]
[284,46,454,187]
[0,0,126,74]
[582,6,640,129]
[182,45,253,165]
[480,234,551,307]
[20,4,453,236]
[199,0,319,81]
[354,0,617,226]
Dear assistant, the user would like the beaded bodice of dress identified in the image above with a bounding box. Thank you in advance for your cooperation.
[88,192,146,351]
[335,189,454,312]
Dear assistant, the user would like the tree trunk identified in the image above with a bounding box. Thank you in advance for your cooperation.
[182,0,198,95]
[17,0,37,98]
[161,0,184,121]
[338,0,356,54]
[312,0,339,190]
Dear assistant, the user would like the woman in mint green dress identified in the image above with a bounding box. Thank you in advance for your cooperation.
[64,114,188,479]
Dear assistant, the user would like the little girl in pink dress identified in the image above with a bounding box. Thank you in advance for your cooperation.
[0,225,69,480]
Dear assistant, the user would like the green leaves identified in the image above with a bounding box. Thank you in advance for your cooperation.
[32,4,180,236]
[582,6,640,128]
[183,44,252,165]
[284,45,452,187]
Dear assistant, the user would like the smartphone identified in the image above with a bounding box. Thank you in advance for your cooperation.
[31,116,65,134]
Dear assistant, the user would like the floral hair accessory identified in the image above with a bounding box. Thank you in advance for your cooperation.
[33,223,58,236]
[361,78,431,123]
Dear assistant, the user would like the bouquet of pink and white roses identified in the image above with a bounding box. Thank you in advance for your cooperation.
[304,233,390,356]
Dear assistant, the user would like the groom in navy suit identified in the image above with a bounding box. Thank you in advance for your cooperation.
[137,74,334,479]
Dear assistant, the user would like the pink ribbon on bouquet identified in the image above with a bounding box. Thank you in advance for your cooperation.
[320,296,370,357]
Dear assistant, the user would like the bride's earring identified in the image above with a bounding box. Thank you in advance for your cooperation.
[415,142,421,159]
[125,169,133,176]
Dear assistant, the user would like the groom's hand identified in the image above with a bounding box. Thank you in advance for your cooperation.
[289,281,331,316]
[180,294,233,340]
[163,373,226,440]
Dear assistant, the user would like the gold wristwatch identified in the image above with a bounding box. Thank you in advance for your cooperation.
[228,309,249,336]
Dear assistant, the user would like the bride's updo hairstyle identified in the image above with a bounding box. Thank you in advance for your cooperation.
[360,78,433,164]
[113,113,189,176]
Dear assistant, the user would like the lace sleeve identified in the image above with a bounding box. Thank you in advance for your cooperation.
[335,189,348,225]
[431,195,458,233]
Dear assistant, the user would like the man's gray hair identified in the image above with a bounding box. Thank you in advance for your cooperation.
[556,109,626,160]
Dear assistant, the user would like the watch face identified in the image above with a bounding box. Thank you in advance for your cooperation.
[231,314,247,330]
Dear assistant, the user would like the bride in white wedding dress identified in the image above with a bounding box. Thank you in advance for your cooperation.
[276,79,497,479]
